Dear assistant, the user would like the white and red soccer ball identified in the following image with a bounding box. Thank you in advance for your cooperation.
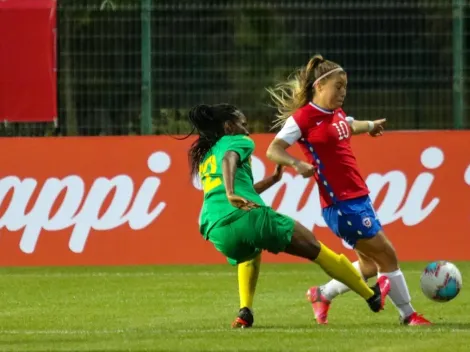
[420,261,462,302]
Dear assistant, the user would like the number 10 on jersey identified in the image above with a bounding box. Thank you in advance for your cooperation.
[332,121,350,140]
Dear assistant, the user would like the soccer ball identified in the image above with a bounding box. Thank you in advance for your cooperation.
[420,261,462,302]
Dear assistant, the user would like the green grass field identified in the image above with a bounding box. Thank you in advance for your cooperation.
[0,262,468,351]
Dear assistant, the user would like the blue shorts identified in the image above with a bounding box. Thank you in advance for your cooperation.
[322,195,382,248]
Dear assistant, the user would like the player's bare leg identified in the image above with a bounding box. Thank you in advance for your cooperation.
[315,232,430,325]
[308,252,377,324]
[355,231,431,325]
[284,221,390,314]
[232,254,261,328]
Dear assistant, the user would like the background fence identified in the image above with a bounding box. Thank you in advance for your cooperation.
[1,0,468,137]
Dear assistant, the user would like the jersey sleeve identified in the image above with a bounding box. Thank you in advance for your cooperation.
[338,108,354,126]
[275,116,302,145]
[345,116,354,126]
[226,135,255,162]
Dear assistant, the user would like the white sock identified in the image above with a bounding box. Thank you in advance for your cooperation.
[378,269,414,319]
[320,261,364,301]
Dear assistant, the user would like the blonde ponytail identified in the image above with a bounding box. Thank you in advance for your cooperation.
[267,54,342,129]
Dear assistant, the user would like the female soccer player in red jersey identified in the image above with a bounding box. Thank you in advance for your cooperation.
[265,55,430,326]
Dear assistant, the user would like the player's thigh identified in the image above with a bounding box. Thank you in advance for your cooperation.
[355,231,394,255]
[245,206,295,255]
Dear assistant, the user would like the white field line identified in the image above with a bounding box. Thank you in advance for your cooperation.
[0,327,466,335]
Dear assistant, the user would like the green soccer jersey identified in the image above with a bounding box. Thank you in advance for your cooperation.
[198,134,265,237]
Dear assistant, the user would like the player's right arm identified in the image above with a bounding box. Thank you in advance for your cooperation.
[253,164,284,194]
[341,110,386,137]
[266,117,315,178]
[350,119,386,136]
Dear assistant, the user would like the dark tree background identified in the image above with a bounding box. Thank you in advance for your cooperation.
[2,0,468,136]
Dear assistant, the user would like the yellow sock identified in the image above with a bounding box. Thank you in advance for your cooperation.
[314,242,374,300]
[238,254,261,309]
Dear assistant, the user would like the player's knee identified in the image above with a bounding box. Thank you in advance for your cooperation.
[356,238,398,272]
[303,233,322,256]
[286,233,321,261]
[244,254,261,270]
[307,240,321,259]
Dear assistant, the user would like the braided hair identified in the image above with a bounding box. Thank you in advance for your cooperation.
[188,103,240,177]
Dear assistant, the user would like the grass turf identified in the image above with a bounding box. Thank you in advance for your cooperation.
[0,262,468,351]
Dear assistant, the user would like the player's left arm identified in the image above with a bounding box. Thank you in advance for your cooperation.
[224,136,254,195]
[253,165,284,194]
[223,147,259,210]
[347,116,387,137]
[223,151,239,197]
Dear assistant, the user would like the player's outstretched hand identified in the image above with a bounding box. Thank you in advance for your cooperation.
[293,160,316,178]
[272,165,285,182]
[369,118,386,137]
[227,193,259,211]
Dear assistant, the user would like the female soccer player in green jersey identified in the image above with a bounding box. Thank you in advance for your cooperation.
[188,103,390,328]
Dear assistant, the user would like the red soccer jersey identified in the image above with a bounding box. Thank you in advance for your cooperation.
[278,102,369,208]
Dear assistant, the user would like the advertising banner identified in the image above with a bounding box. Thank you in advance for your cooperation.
[0,132,469,266]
